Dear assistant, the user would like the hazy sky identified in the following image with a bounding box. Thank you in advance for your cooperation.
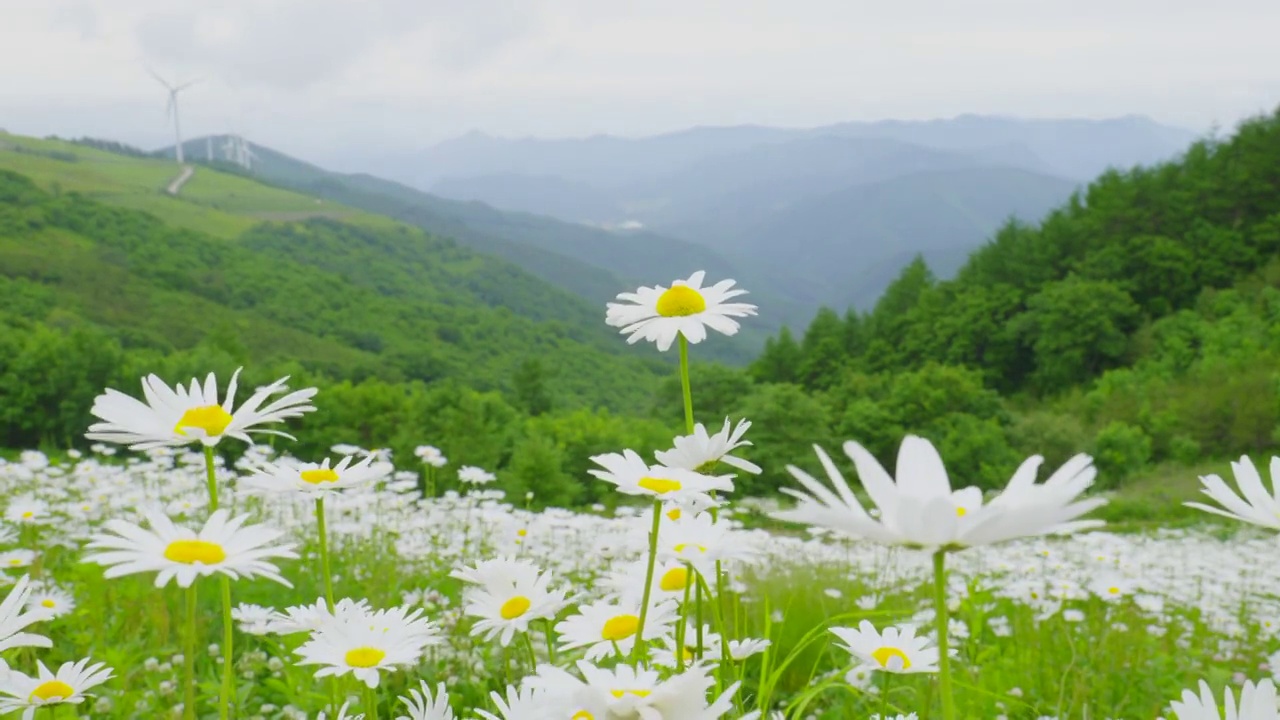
[2,0,1277,168]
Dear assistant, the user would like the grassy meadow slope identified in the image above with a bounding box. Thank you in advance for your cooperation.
[0,132,668,420]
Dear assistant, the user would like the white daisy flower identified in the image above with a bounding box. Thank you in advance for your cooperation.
[458,466,496,485]
[528,661,739,720]
[241,454,393,497]
[0,550,36,571]
[830,621,940,674]
[266,597,373,635]
[0,576,52,653]
[452,561,571,647]
[83,509,298,588]
[397,680,454,720]
[657,511,756,578]
[605,271,757,351]
[589,450,733,505]
[0,657,113,719]
[3,500,50,526]
[473,685,544,720]
[414,446,448,469]
[295,603,442,688]
[231,604,277,635]
[655,418,761,475]
[1169,678,1278,720]
[772,436,1105,551]
[85,368,317,449]
[1089,576,1137,602]
[555,598,678,662]
[651,624,721,669]
[24,584,74,619]
[1185,456,1280,530]
[605,559,695,602]
[728,637,771,661]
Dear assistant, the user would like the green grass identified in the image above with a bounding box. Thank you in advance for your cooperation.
[0,132,389,239]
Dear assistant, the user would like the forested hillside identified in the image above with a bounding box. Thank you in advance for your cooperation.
[4,111,1279,512]
[0,161,691,485]
[742,109,1280,494]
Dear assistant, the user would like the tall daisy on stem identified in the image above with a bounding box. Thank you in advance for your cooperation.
[84,509,297,720]
[86,368,315,719]
[243,451,389,710]
[772,435,1105,720]
[606,271,755,672]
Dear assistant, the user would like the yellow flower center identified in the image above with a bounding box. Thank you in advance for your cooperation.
[659,567,689,592]
[610,689,652,699]
[300,468,340,485]
[655,285,707,317]
[174,405,233,438]
[955,507,967,517]
[638,477,681,495]
[29,680,74,702]
[163,539,227,565]
[666,508,681,520]
[871,646,911,670]
[21,511,33,519]
[517,529,527,537]
[40,599,56,609]
[1108,586,1120,595]
[601,614,640,641]
[500,596,532,620]
[8,559,21,566]
[344,647,386,668]
[572,712,595,720]
[673,543,707,554]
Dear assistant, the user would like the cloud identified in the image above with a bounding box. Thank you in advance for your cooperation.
[0,0,1276,163]
[132,0,542,89]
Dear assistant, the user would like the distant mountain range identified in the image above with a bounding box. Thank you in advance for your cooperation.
[358,115,1197,317]
[173,136,802,362]
[172,115,1197,349]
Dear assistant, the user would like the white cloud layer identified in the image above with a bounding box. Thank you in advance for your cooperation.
[1,0,1276,167]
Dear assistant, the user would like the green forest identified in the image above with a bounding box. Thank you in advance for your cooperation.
[3,110,1280,517]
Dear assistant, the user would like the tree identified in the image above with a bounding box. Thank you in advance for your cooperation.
[750,326,802,384]
[798,307,846,390]
[736,384,831,495]
[513,358,553,416]
[1022,277,1142,392]
[505,431,578,508]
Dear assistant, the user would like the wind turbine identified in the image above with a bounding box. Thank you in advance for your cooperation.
[149,70,199,164]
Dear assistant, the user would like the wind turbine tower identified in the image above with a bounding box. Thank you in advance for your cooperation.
[149,70,199,164]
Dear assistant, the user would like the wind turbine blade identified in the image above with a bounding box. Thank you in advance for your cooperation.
[176,78,202,92]
[147,67,173,90]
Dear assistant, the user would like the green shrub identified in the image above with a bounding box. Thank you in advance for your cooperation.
[1092,421,1153,487]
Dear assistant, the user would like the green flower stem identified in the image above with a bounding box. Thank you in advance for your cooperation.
[316,498,336,612]
[203,446,218,511]
[315,497,340,711]
[695,579,704,661]
[715,560,732,669]
[364,685,380,720]
[677,567,693,671]
[543,618,558,665]
[631,498,663,662]
[522,631,540,670]
[933,550,956,720]
[678,334,694,434]
[199,446,234,720]
[219,575,234,720]
[696,571,732,694]
[183,584,197,720]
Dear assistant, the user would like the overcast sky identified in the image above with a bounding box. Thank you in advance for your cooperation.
[2,0,1277,169]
